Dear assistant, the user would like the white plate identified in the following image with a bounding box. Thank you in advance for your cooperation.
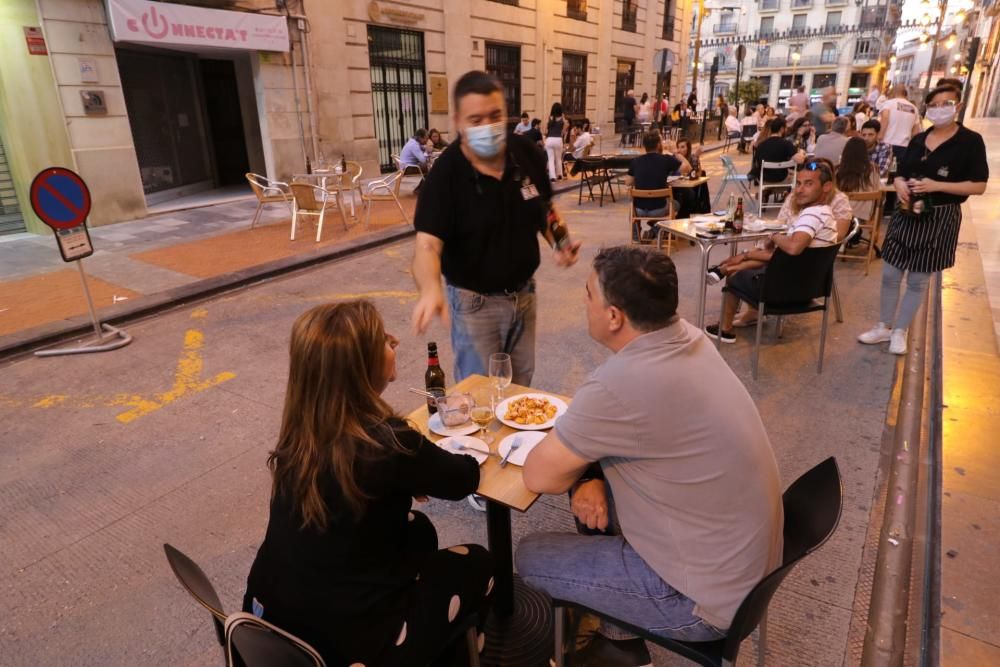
[428,412,479,437]
[497,431,547,466]
[694,221,725,232]
[495,393,568,431]
[436,436,489,465]
[760,221,786,231]
[690,214,721,224]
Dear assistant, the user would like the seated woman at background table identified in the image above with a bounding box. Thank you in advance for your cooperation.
[674,138,711,218]
[427,128,448,151]
[242,301,493,666]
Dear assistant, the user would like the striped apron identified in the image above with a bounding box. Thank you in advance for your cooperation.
[881,203,962,274]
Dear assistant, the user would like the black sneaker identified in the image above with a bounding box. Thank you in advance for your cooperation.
[566,633,652,667]
[705,324,736,344]
[706,265,724,285]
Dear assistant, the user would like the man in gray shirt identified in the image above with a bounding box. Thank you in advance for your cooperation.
[516,246,783,666]
[812,116,850,166]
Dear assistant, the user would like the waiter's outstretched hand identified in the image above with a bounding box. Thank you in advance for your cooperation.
[412,289,449,334]
[554,239,582,267]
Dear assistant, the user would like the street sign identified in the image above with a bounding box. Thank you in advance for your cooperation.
[654,49,675,73]
[29,167,92,230]
[54,225,94,262]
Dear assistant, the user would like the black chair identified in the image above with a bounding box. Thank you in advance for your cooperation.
[552,457,843,667]
[163,544,229,658]
[225,612,326,667]
[577,156,610,206]
[724,244,842,379]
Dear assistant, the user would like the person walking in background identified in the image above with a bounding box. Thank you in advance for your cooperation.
[659,93,670,125]
[637,93,652,124]
[411,71,581,386]
[788,85,809,117]
[242,301,493,667]
[878,83,921,161]
[545,103,568,181]
[810,87,837,137]
[859,84,988,355]
[621,89,638,145]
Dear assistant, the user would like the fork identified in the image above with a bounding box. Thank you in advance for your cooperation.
[450,440,493,457]
[499,436,522,468]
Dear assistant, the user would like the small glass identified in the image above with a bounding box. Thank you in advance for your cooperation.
[470,387,496,445]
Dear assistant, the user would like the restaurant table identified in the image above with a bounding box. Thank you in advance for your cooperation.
[670,175,712,219]
[407,373,570,666]
[655,218,778,329]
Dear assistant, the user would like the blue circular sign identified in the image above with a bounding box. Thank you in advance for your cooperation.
[29,167,92,230]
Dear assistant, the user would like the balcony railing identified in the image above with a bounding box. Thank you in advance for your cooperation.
[853,51,880,63]
[714,22,738,33]
[759,0,780,11]
[694,21,892,49]
[754,56,771,67]
[820,52,838,64]
[785,54,841,67]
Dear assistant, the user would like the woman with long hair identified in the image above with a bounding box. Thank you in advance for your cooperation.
[637,92,652,123]
[859,84,988,355]
[243,301,493,666]
[836,136,880,221]
[427,128,448,151]
[675,137,710,217]
[788,116,816,153]
[545,102,566,180]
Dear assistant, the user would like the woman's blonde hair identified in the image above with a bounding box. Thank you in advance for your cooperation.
[268,301,402,530]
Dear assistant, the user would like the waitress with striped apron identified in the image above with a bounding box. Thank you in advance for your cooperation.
[858,84,989,355]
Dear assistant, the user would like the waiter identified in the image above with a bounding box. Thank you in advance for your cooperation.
[411,71,581,386]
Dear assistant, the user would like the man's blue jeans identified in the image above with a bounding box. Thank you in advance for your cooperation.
[446,281,537,386]
[515,483,726,643]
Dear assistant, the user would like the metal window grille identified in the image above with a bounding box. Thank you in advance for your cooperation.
[0,137,25,235]
[568,0,588,20]
[367,26,428,173]
[561,53,588,117]
[485,43,521,119]
[622,0,638,32]
[662,0,675,40]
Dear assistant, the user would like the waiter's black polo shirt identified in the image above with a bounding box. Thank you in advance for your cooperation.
[414,134,551,294]
[898,125,989,205]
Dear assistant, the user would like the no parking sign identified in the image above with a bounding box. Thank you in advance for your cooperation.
[30,167,94,261]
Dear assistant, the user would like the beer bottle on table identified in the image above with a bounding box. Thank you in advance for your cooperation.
[341,154,348,173]
[733,197,744,233]
[425,342,446,415]
[725,194,736,231]
[305,156,312,175]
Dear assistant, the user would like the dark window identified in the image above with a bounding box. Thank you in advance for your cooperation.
[568,0,587,20]
[760,17,774,35]
[821,42,837,64]
[561,53,587,116]
[485,43,521,119]
[614,59,635,131]
[622,0,638,32]
[489,0,519,5]
[850,72,870,89]
[756,45,771,67]
[760,0,779,9]
[791,14,807,31]
[662,0,675,40]
[813,72,837,89]
[825,11,841,27]
[780,74,804,89]
[367,26,428,173]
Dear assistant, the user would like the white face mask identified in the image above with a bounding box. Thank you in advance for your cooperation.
[926,105,957,127]
[463,121,506,158]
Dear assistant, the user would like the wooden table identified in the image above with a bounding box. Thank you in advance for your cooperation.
[408,374,570,665]
[655,218,778,329]
[669,175,710,189]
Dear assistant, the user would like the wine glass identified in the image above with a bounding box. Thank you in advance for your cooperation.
[489,353,513,399]
[470,387,495,445]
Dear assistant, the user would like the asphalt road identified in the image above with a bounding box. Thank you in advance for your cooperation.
[0,173,897,665]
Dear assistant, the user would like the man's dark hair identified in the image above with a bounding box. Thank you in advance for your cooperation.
[530,118,542,129]
[520,112,529,119]
[641,131,661,152]
[769,117,785,134]
[861,119,881,133]
[831,116,848,134]
[934,77,963,93]
[414,128,428,141]
[452,70,503,108]
[593,246,678,332]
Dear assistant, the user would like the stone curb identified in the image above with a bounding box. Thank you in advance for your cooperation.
[0,224,416,361]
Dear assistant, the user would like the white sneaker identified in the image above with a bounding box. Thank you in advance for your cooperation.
[889,328,907,355]
[858,323,892,345]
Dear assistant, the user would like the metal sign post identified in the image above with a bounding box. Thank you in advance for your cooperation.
[29,167,132,357]
[653,49,675,126]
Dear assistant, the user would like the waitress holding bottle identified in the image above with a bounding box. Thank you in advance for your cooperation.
[858,84,989,355]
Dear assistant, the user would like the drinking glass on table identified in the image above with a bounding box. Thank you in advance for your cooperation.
[470,387,496,445]
[489,353,513,399]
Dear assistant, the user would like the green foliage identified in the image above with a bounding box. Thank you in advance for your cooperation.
[728,79,768,108]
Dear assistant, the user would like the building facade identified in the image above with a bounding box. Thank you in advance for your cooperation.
[0,0,693,236]
[689,0,903,112]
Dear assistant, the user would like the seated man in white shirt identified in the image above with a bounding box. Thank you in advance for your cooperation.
[706,160,839,343]
[572,122,595,159]
[724,108,741,139]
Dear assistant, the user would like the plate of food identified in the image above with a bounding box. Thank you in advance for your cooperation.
[496,393,568,430]
[436,436,489,465]
[428,412,479,437]
[497,431,547,466]
[693,220,725,233]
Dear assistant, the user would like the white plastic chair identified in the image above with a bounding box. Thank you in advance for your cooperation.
[757,160,797,216]
[289,182,347,242]
[360,171,408,228]
[245,173,291,229]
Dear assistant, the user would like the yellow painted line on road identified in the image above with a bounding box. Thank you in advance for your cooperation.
[4,309,235,424]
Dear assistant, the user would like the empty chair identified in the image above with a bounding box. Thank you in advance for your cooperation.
[360,170,408,228]
[756,160,798,217]
[552,457,842,667]
[163,544,227,657]
[225,612,326,667]
[289,182,347,242]
[245,173,291,229]
[576,156,610,206]
[340,160,364,218]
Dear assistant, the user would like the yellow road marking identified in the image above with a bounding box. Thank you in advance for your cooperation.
[3,312,235,424]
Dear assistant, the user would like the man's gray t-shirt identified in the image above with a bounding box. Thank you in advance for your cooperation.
[555,319,783,630]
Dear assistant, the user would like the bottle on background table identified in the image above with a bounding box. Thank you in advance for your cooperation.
[733,197,744,233]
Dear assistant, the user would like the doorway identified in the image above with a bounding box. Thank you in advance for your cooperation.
[368,26,428,173]
[614,60,636,132]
